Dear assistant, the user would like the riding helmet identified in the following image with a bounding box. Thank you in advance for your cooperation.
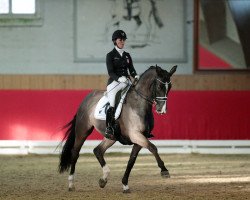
[112,30,127,41]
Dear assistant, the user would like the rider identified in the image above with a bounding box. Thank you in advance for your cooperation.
[105,29,139,139]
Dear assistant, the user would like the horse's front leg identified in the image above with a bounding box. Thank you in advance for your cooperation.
[148,141,170,177]
[130,134,170,178]
[93,138,116,188]
[122,144,142,193]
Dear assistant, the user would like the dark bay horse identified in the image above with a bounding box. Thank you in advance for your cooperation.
[58,65,177,193]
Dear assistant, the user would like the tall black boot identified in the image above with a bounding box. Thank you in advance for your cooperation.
[105,107,115,140]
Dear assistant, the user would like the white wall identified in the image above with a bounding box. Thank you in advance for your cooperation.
[0,0,194,75]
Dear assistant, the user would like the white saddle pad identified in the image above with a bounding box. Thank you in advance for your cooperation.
[94,86,130,120]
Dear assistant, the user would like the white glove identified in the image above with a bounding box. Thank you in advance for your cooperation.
[118,76,127,83]
[135,75,140,80]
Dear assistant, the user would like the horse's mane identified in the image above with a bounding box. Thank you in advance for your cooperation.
[133,66,158,92]
[140,66,156,78]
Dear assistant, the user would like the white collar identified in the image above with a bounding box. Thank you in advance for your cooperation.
[115,46,124,56]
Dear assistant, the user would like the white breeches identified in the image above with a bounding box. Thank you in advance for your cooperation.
[107,81,127,107]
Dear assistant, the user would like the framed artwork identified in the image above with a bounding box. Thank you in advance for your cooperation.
[74,0,188,63]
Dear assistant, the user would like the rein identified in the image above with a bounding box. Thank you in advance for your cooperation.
[132,87,154,104]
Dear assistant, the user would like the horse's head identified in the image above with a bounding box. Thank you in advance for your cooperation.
[153,65,177,114]
[133,65,177,114]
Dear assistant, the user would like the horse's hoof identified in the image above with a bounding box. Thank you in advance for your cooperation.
[68,186,75,191]
[123,189,131,194]
[161,170,170,178]
[99,178,107,188]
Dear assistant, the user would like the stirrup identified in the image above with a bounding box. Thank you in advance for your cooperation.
[105,126,115,140]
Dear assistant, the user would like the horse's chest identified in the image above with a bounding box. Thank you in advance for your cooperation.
[123,110,143,129]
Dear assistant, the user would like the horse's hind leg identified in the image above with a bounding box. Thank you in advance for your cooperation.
[122,144,142,193]
[93,138,116,188]
[68,125,94,191]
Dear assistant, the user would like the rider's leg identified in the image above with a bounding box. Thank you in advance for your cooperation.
[106,81,126,138]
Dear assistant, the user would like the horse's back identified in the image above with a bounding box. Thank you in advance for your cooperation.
[77,90,104,119]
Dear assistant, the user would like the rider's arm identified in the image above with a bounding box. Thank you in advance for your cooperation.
[126,53,137,78]
[106,52,119,81]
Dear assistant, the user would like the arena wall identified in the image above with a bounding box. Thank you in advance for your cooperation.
[0,90,249,154]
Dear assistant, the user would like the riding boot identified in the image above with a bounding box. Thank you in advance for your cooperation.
[105,107,115,140]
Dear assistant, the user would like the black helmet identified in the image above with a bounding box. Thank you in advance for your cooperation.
[112,30,127,41]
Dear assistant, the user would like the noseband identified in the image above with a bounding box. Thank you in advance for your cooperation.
[133,78,171,105]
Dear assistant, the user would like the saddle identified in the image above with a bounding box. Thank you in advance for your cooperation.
[94,84,131,121]
[94,84,133,145]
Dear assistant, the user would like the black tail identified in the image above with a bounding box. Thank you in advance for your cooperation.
[58,115,76,173]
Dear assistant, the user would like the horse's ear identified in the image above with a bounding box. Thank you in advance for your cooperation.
[169,65,177,76]
[156,64,162,74]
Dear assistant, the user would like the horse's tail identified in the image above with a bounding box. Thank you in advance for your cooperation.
[58,115,77,173]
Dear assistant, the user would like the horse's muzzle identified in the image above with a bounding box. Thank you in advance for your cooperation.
[156,101,167,114]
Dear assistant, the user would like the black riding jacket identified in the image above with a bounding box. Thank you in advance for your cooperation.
[106,48,137,85]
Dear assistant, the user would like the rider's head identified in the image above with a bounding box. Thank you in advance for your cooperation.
[112,30,127,48]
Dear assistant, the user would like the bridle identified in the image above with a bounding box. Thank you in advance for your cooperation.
[132,78,171,105]
[153,78,171,103]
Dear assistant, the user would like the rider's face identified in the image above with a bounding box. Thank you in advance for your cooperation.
[116,38,126,49]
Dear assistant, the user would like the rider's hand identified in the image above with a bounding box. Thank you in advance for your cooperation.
[135,75,140,80]
[118,76,127,83]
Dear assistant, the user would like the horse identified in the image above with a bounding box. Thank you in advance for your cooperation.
[105,0,164,47]
[58,65,177,193]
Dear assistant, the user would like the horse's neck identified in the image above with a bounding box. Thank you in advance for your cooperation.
[136,71,156,95]
[128,88,152,116]
[128,71,156,113]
